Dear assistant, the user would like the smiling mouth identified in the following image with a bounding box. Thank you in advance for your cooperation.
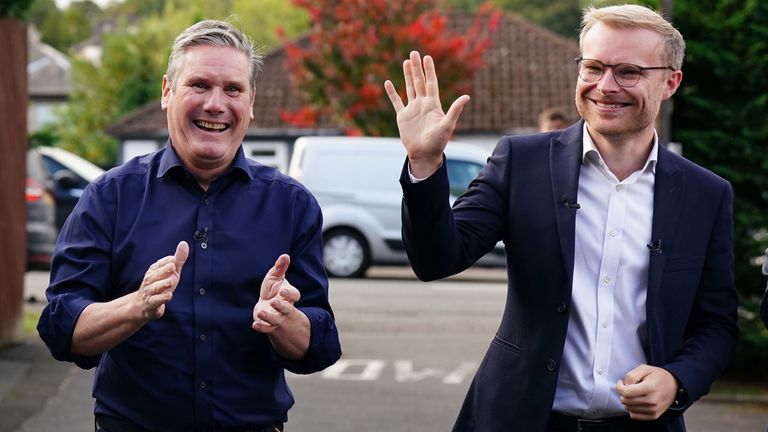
[592,99,630,109]
[194,120,230,132]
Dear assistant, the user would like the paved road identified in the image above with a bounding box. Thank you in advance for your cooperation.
[3,269,767,431]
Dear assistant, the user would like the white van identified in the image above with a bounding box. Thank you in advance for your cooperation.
[288,136,506,278]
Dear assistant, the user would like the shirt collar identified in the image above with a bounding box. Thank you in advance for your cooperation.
[157,139,254,181]
[581,123,658,175]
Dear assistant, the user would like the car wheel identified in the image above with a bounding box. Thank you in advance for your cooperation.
[323,229,370,278]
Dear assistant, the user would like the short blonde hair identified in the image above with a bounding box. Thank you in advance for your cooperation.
[579,4,685,70]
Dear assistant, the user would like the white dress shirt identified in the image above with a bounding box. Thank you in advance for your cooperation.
[553,123,658,418]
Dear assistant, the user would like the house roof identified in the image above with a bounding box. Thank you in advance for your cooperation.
[107,11,579,138]
[28,27,71,98]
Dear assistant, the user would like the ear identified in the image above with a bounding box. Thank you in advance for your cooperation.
[662,70,683,100]
[161,75,172,111]
[249,90,255,120]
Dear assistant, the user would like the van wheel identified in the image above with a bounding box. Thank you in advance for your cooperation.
[323,229,370,278]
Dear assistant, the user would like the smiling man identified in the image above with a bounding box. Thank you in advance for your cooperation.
[385,4,737,432]
[38,20,341,432]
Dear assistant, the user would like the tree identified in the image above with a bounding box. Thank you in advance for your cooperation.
[281,0,500,136]
[50,0,309,166]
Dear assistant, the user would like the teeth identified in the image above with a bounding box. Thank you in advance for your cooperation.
[195,120,227,130]
[596,101,625,109]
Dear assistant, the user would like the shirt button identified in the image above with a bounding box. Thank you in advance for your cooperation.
[615,184,624,192]
[601,320,609,328]
[203,198,209,206]
[199,288,206,295]
[199,334,206,341]
[547,359,558,371]
[201,242,208,249]
[603,274,612,283]
[556,302,567,313]
[200,381,207,389]
[597,368,604,375]
[610,229,618,237]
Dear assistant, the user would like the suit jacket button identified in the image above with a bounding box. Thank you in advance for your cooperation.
[556,302,567,313]
[547,359,558,371]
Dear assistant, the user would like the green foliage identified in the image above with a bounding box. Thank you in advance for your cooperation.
[283,0,500,136]
[725,297,768,381]
[43,0,308,167]
[27,0,101,51]
[28,124,60,148]
[672,0,768,299]
[0,0,33,19]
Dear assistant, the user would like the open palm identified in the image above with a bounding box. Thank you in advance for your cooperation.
[384,51,470,178]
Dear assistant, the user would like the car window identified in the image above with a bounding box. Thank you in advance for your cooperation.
[41,155,88,188]
[446,159,482,197]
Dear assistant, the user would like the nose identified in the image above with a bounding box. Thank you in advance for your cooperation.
[597,66,621,94]
[202,87,225,113]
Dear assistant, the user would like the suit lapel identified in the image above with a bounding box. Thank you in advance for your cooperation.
[646,145,684,362]
[550,121,584,287]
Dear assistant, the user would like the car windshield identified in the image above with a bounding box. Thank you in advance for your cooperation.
[446,159,482,197]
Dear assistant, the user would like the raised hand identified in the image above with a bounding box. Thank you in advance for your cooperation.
[137,241,189,320]
[252,254,302,334]
[384,51,471,178]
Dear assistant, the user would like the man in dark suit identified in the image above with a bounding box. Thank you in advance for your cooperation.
[384,4,738,432]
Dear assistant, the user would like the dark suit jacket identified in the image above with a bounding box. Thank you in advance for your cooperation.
[400,121,739,432]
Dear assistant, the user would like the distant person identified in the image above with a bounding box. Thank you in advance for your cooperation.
[384,4,737,432]
[37,19,341,432]
[539,107,568,132]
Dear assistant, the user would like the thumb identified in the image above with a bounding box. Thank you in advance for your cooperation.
[174,241,189,272]
[261,254,290,299]
[269,254,290,279]
[443,95,470,131]
[624,364,652,385]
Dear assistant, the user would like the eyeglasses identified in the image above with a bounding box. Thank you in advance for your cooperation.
[575,57,675,88]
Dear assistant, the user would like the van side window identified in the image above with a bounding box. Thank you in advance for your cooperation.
[446,159,482,197]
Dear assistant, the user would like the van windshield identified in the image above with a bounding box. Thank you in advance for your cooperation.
[446,159,483,197]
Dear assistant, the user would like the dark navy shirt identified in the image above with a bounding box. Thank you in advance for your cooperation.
[38,143,341,431]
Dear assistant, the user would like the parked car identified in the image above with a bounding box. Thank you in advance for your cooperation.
[26,150,58,269]
[26,146,105,269]
[31,146,105,231]
[288,136,506,278]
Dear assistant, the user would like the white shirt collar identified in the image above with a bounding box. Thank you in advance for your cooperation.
[581,123,659,175]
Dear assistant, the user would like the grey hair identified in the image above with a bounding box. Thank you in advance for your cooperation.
[166,19,263,91]
[579,4,685,70]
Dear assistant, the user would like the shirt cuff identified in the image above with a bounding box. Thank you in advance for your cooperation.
[407,160,443,183]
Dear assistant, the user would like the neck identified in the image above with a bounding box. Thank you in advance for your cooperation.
[589,128,654,182]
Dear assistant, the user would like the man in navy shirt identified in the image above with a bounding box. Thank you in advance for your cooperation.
[37,20,341,431]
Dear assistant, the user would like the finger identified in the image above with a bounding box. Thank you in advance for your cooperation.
[616,378,649,399]
[270,297,294,315]
[252,318,277,333]
[624,364,653,385]
[443,95,471,131]
[403,59,415,102]
[146,255,175,274]
[384,80,405,113]
[145,290,173,311]
[143,262,176,286]
[174,241,189,272]
[423,55,440,99]
[278,286,301,303]
[410,51,426,97]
